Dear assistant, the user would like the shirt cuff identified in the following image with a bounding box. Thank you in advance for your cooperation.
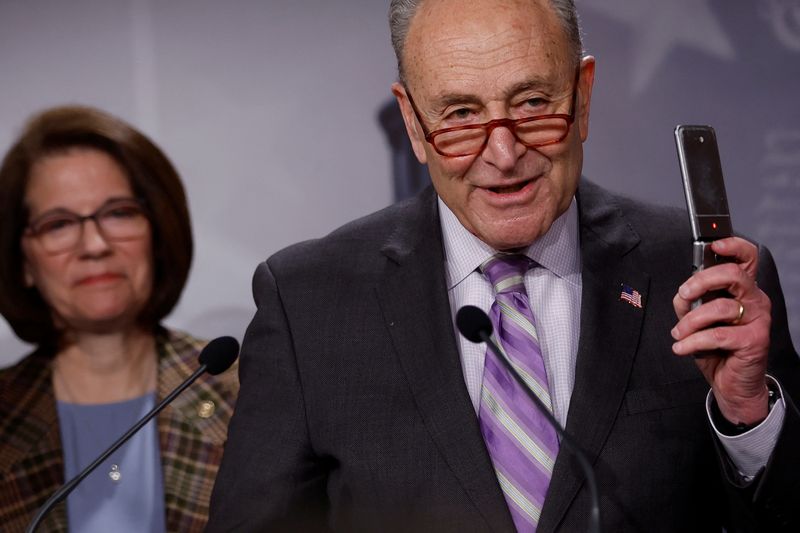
[706,376,785,480]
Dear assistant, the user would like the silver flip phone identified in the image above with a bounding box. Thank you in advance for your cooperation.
[674,125,733,307]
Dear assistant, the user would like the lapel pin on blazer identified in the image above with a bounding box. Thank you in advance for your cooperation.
[620,283,643,308]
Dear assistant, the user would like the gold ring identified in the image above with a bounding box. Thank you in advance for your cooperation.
[732,301,745,325]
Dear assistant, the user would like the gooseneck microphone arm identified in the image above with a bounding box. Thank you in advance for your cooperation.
[456,305,601,533]
[25,336,240,533]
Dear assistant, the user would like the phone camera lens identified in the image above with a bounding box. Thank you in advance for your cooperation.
[699,136,704,143]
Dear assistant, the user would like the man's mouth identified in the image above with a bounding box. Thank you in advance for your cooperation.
[489,180,531,194]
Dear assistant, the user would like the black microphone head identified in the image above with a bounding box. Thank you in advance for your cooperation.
[198,336,240,375]
[456,305,493,343]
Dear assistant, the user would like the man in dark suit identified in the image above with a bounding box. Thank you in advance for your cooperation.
[207,0,799,531]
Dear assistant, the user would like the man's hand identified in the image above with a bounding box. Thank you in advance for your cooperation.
[671,237,772,426]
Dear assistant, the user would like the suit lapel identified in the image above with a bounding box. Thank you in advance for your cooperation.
[0,352,68,532]
[376,189,515,532]
[538,180,650,532]
[156,330,236,531]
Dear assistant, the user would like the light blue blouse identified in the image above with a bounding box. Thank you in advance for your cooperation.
[57,392,166,533]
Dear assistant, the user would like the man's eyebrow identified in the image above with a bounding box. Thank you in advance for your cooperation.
[428,77,561,110]
[428,93,483,111]
[504,76,563,98]
[506,80,548,96]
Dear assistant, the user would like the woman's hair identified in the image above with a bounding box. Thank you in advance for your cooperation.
[0,105,193,346]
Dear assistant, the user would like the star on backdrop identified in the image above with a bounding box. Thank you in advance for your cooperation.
[758,0,800,51]
[578,0,736,94]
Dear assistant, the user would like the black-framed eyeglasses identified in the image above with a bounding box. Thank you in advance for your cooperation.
[405,67,580,157]
[24,198,149,254]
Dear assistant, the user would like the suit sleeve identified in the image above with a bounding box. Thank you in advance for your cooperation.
[716,244,800,532]
[206,261,330,531]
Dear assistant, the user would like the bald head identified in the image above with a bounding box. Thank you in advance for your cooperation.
[389,0,583,85]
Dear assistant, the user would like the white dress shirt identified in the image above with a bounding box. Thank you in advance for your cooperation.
[437,196,784,480]
[440,196,581,427]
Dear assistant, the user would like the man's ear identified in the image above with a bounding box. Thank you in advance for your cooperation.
[391,82,428,164]
[576,56,596,143]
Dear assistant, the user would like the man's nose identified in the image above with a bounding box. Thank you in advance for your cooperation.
[480,125,526,172]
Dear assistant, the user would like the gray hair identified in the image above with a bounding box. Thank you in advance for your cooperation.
[389,0,584,84]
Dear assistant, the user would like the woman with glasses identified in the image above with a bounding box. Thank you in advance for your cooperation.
[0,105,238,532]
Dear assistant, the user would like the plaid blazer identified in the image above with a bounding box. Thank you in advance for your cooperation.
[0,328,239,532]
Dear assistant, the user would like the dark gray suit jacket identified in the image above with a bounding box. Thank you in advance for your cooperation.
[208,180,800,532]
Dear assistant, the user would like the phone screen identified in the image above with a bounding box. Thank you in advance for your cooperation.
[682,131,729,216]
[675,125,732,241]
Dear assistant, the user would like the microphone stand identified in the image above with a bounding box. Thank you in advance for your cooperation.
[25,364,208,533]
[478,330,601,533]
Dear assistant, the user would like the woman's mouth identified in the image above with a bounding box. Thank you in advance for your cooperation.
[76,273,123,286]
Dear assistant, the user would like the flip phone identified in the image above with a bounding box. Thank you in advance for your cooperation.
[674,125,733,307]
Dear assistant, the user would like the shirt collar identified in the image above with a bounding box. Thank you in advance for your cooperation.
[439,195,581,290]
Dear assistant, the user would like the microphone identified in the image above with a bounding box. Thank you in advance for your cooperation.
[456,306,601,533]
[25,335,240,533]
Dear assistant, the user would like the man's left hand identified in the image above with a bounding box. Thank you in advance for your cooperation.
[671,236,772,426]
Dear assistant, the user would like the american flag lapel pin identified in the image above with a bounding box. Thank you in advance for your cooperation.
[620,283,643,308]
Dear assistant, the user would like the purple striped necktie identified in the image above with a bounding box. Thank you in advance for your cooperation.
[478,253,559,532]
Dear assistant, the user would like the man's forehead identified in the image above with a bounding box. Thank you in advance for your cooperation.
[406,0,555,43]
[404,0,572,99]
